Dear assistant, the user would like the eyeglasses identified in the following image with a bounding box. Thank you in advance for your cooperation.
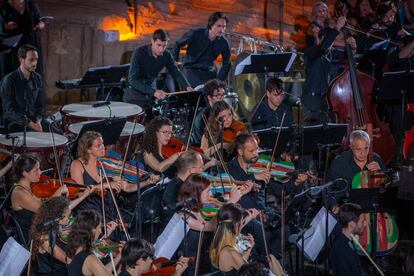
[269,89,285,97]
[158,130,173,135]
[212,93,225,98]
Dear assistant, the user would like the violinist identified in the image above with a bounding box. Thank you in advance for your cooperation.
[162,151,205,221]
[138,116,182,178]
[67,209,121,276]
[29,196,71,276]
[209,203,260,275]
[11,155,94,242]
[326,130,384,204]
[249,78,293,130]
[70,131,126,222]
[192,78,226,145]
[119,238,189,276]
[302,13,348,125]
[329,203,367,276]
[175,174,257,275]
[200,101,247,158]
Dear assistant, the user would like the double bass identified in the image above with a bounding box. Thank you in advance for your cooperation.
[328,27,398,256]
[328,27,395,164]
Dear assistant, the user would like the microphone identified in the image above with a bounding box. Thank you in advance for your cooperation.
[284,92,302,105]
[36,217,61,231]
[163,197,197,211]
[218,117,225,124]
[41,168,54,174]
[92,101,111,108]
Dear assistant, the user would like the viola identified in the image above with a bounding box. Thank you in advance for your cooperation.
[31,175,84,199]
[162,137,204,158]
[247,155,295,183]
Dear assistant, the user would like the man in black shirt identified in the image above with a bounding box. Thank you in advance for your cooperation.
[123,29,191,114]
[1,44,44,132]
[302,16,351,125]
[173,12,231,87]
[250,78,293,130]
[326,130,384,205]
[329,203,366,276]
[192,79,226,145]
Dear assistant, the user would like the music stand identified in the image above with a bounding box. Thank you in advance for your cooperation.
[252,126,292,157]
[0,34,22,52]
[378,71,414,162]
[78,64,129,101]
[234,52,297,76]
[70,117,127,157]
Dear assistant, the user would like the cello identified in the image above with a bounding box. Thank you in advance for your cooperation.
[328,27,395,164]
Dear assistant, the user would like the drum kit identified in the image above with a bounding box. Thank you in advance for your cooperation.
[0,101,146,173]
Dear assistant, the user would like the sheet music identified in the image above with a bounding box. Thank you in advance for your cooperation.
[285,52,297,72]
[234,55,252,76]
[369,40,389,51]
[154,213,189,259]
[0,237,31,275]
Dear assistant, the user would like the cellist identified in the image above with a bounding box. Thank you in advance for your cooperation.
[325,130,384,206]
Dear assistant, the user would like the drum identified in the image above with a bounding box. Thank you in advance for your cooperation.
[0,132,68,168]
[68,120,145,153]
[61,101,145,133]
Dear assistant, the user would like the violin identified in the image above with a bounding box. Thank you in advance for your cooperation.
[93,237,122,259]
[162,137,204,158]
[31,175,84,199]
[143,257,194,276]
[247,154,295,183]
[222,121,247,143]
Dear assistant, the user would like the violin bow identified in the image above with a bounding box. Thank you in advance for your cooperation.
[26,240,33,276]
[248,92,267,124]
[258,212,270,261]
[185,94,202,151]
[268,112,286,173]
[194,224,205,276]
[351,234,385,276]
[98,160,131,241]
[48,124,65,188]
[201,114,233,181]
[120,118,138,179]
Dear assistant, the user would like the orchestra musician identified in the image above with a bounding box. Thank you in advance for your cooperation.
[29,196,71,276]
[192,79,226,145]
[326,130,384,205]
[200,101,247,158]
[329,203,367,276]
[1,44,45,132]
[66,209,121,275]
[123,29,192,118]
[119,238,189,276]
[11,154,94,242]
[173,12,231,87]
[138,116,181,178]
[249,78,293,130]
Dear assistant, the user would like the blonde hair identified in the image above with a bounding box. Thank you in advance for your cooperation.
[209,204,243,267]
[76,131,102,164]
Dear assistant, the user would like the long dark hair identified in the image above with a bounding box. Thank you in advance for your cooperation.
[204,101,237,145]
[177,173,210,212]
[66,210,101,258]
[30,196,70,262]
[141,116,173,159]
[210,203,244,267]
[12,154,39,182]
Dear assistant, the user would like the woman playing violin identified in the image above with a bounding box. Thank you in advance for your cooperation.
[11,155,94,242]
[67,209,121,276]
[139,116,181,178]
[119,238,189,276]
[200,101,247,159]
[209,203,262,275]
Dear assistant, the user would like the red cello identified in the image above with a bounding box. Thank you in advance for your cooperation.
[328,29,395,164]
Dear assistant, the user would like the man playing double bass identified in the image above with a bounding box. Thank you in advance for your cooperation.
[326,130,385,205]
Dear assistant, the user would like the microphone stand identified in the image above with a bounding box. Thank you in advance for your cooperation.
[134,161,143,239]
[48,221,58,276]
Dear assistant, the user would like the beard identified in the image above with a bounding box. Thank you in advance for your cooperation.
[244,155,258,164]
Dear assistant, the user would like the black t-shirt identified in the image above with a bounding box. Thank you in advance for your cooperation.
[329,233,364,276]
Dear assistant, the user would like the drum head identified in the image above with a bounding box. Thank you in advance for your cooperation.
[61,101,142,118]
[0,132,68,148]
[69,120,145,136]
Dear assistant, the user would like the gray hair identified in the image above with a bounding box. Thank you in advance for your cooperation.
[349,130,370,146]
